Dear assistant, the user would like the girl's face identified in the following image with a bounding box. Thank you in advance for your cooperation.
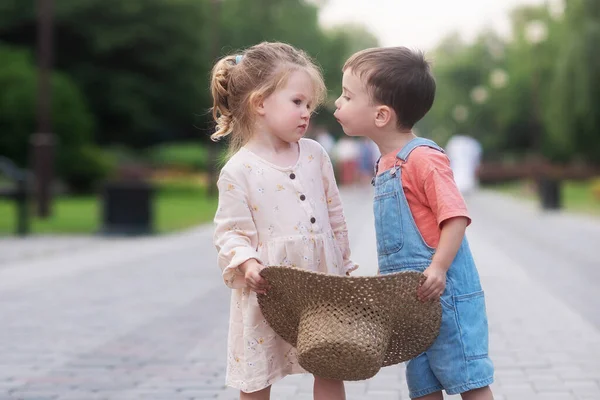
[257,69,315,144]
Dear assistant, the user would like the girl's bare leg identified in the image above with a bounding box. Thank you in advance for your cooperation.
[240,385,271,400]
[313,376,345,400]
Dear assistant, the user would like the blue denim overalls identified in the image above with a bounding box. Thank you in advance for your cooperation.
[373,137,494,398]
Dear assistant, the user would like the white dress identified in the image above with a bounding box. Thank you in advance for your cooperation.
[213,138,356,392]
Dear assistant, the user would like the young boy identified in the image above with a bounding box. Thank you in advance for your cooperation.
[334,47,494,400]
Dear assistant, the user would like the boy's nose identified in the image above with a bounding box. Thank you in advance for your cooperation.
[334,97,341,109]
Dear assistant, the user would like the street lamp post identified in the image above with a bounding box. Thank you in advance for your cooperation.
[32,0,56,217]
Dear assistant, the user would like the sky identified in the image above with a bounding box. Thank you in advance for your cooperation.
[319,0,550,50]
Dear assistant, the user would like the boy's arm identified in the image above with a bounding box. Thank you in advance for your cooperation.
[411,148,471,301]
[417,216,468,301]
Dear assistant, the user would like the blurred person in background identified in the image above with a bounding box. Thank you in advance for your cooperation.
[314,125,335,155]
[358,137,380,185]
[332,137,360,185]
[446,135,482,195]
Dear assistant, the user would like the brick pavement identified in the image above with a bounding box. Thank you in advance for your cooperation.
[0,236,103,267]
[0,189,598,399]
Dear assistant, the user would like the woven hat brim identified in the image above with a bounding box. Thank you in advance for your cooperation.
[258,267,441,371]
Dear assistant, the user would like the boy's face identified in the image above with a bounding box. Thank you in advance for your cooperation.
[333,69,377,137]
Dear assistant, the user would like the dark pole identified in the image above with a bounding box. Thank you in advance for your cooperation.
[32,0,55,217]
[16,177,29,236]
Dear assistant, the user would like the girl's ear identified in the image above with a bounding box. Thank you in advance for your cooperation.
[250,93,266,116]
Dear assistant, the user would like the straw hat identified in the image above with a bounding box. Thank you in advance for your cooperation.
[257,266,442,381]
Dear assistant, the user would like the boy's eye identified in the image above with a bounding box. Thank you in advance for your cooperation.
[343,95,350,100]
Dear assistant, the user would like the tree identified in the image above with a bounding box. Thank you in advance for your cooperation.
[547,0,600,162]
[0,0,378,148]
[0,0,213,147]
[421,4,573,162]
[0,44,110,192]
[420,31,506,156]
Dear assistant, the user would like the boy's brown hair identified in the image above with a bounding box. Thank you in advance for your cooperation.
[343,47,436,130]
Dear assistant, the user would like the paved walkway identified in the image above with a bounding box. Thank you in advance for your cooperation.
[0,236,106,267]
[0,188,598,399]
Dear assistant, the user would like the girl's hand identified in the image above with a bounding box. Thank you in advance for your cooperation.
[239,259,269,294]
[417,263,447,302]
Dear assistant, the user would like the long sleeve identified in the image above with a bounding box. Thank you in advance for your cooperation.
[213,170,261,289]
[320,147,358,274]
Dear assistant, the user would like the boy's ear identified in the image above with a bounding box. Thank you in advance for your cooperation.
[374,105,394,128]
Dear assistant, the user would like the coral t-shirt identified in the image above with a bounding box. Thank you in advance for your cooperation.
[377,146,471,248]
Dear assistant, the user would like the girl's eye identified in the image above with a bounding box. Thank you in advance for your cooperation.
[293,99,302,105]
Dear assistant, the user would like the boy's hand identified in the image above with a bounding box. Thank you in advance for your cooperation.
[239,259,269,294]
[418,264,447,302]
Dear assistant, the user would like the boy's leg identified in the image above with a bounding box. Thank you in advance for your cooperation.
[240,386,271,400]
[313,376,346,400]
[425,285,494,398]
[405,353,444,398]
[460,386,493,400]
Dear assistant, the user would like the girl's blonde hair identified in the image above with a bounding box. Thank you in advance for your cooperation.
[210,42,326,155]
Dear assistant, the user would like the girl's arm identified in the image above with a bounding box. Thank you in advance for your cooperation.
[320,146,358,275]
[213,171,262,289]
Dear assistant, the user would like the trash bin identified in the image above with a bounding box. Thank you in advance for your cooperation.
[101,181,154,235]
[538,178,561,210]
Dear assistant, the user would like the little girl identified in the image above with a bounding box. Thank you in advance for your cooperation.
[211,42,357,400]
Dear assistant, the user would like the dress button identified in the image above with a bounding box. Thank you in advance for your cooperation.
[300,194,306,201]
[310,217,316,224]
[289,173,296,179]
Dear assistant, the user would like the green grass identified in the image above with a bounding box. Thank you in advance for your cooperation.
[154,181,218,233]
[0,181,218,235]
[490,179,600,215]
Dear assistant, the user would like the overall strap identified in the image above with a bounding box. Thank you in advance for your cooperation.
[396,138,443,162]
